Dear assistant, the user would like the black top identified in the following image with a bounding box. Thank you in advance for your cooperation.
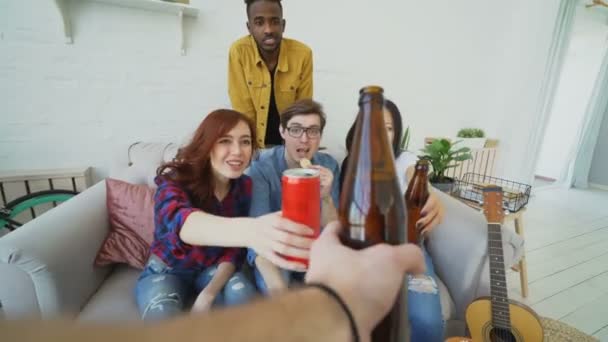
[264,69,282,146]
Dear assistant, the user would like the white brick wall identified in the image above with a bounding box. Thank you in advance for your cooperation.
[0,0,561,182]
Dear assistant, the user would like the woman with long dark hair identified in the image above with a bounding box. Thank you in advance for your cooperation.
[340,99,446,342]
[135,109,314,320]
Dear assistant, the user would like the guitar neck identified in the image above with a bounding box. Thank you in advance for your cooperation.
[488,222,512,329]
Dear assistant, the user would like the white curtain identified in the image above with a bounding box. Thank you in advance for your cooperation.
[564,48,608,188]
[525,0,578,185]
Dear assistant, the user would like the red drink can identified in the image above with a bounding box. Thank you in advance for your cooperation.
[281,168,321,267]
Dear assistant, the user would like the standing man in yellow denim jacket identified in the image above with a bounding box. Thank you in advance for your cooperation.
[228,0,313,147]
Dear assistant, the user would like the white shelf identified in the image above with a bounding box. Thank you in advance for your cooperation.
[91,0,199,17]
[55,0,199,55]
[54,0,73,44]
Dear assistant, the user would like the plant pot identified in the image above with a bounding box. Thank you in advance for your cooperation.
[431,178,455,193]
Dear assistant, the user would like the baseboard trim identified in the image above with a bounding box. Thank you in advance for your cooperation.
[589,183,608,191]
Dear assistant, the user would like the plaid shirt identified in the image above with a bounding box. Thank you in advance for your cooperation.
[149,175,252,272]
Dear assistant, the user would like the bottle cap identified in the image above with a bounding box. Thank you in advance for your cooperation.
[416,159,430,167]
[359,85,384,94]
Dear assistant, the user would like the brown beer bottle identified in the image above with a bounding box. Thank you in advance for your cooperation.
[405,159,430,245]
[339,86,409,342]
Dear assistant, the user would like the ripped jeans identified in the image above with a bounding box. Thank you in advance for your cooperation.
[134,254,257,321]
[408,248,444,342]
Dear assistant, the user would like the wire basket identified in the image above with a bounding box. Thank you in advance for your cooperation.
[451,173,532,212]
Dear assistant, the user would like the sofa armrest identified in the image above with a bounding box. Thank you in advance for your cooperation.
[0,181,112,318]
[426,190,523,320]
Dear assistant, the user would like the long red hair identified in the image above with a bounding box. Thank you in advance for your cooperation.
[157,109,257,210]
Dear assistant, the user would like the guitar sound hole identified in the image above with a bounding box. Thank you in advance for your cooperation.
[490,327,516,342]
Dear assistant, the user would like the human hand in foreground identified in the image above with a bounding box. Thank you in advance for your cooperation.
[306,221,425,341]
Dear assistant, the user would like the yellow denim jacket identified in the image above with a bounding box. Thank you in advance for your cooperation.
[228,35,313,147]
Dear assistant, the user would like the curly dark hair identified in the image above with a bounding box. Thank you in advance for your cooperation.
[244,0,282,17]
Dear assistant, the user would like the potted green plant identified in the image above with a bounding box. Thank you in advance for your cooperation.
[456,128,486,150]
[420,138,472,193]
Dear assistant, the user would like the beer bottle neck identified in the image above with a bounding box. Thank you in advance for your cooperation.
[412,167,429,181]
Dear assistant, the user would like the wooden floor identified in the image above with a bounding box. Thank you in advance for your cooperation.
[506,184,608,340]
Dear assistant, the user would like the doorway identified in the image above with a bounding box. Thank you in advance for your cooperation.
[534,1,608,188]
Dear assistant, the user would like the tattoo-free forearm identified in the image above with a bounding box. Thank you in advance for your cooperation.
[179,212,255,247]
[255,256,287,293]
[0,287,352,342]
[164,286,351,342]
[202,262,236,295]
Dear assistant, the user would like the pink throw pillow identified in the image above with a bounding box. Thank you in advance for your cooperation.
[94,178,155,269]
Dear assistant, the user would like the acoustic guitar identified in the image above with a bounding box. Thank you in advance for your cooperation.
[447,186,544,342]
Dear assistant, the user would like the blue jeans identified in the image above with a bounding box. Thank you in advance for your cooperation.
[408,248,444,342]
[135,255,257,321]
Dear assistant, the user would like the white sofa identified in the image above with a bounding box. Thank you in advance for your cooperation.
[0,142,524,337]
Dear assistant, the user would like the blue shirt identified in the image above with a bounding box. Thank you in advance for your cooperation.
[245,145,340,265]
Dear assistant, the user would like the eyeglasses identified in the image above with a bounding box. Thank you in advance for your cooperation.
[286,126,322,139]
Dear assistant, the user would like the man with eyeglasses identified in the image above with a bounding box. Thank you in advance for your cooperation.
[245,99,340,295]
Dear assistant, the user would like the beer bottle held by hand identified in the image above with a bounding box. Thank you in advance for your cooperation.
[405,159,430,245]
[339,86,409,342]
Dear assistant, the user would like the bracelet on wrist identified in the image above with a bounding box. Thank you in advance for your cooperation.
[308,283,359,342]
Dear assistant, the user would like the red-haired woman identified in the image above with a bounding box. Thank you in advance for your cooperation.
[135,109,315,320]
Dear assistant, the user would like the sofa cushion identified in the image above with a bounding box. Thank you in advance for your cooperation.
[78,264,455,324]
[0,181,113,319]
[78,265,141,321]
[94,179,155,270]
[437,276,456,321]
